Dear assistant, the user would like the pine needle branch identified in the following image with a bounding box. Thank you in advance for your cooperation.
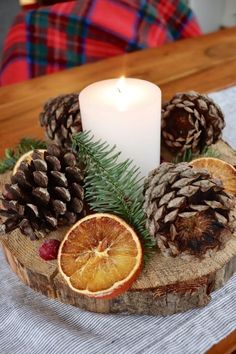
[174,146,220,163]
[73,131,155,258]
[0,138,47,174]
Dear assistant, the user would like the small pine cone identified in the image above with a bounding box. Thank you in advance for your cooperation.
[0,145,85,240]
[39,94,82,148]
[144,162,235,259]
[162,91,225,155]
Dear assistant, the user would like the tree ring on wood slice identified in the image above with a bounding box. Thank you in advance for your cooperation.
[1,139,236,316]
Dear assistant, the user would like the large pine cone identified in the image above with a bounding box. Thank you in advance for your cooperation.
[162,92,225,155]
[39,94,82,148]
[144,162,235,258]
[0,145,84,240]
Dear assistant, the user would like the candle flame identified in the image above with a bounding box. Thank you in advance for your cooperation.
[116,76,125,93]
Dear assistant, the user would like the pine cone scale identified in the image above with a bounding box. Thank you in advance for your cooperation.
[162,92,225,154]
[144,162,235,258]
[33,171,48,187]
[40,94,82,148]
[1,145,85,239]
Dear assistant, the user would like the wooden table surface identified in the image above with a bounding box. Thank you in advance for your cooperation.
[0,27,236,353]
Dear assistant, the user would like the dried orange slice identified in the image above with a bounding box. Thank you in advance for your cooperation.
[58,213,143,299]
[13,149,46,174]
[191,157,236,196]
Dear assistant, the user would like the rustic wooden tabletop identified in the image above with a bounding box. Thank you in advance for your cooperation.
[0,27,236,352]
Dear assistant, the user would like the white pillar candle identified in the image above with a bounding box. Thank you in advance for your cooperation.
[79,77,161,178]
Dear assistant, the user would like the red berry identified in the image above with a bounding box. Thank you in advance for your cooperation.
[39,239,61,261]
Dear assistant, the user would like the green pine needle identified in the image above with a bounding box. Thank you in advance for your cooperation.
[73,131,155,259]
[0,138,47,174]
[174,146,220,163]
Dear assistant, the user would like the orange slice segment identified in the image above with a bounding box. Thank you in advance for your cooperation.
[58,213,143,299]
[13,149,46,175]
[190,157,236,196]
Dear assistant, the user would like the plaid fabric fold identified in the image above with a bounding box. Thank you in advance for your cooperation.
[0,0,201,86]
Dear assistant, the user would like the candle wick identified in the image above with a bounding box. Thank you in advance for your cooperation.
[117,87,122,93]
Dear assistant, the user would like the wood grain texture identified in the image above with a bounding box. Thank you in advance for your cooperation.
[1,27,236,350]
[1,140,236,316]
[207,330,236,354]
[1,28,236,155]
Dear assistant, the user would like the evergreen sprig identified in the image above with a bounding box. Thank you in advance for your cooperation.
[0,138,47,174]
[73,131,155,258]
[174,146,220,164]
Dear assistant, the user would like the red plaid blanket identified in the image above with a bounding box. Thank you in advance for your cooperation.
[0,0,201,86]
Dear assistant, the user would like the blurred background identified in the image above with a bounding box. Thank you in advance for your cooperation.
[0,1,19,53]
[1,0,236,86]
[1,0,236,52]
[188,0,236,33]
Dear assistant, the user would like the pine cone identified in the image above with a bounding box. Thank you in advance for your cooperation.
[39,94,82,148]
[0,145,85,240]
[162,92,225,155]
[144,162,235,258]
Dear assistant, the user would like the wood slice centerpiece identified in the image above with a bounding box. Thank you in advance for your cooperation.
[1,140,236,316]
